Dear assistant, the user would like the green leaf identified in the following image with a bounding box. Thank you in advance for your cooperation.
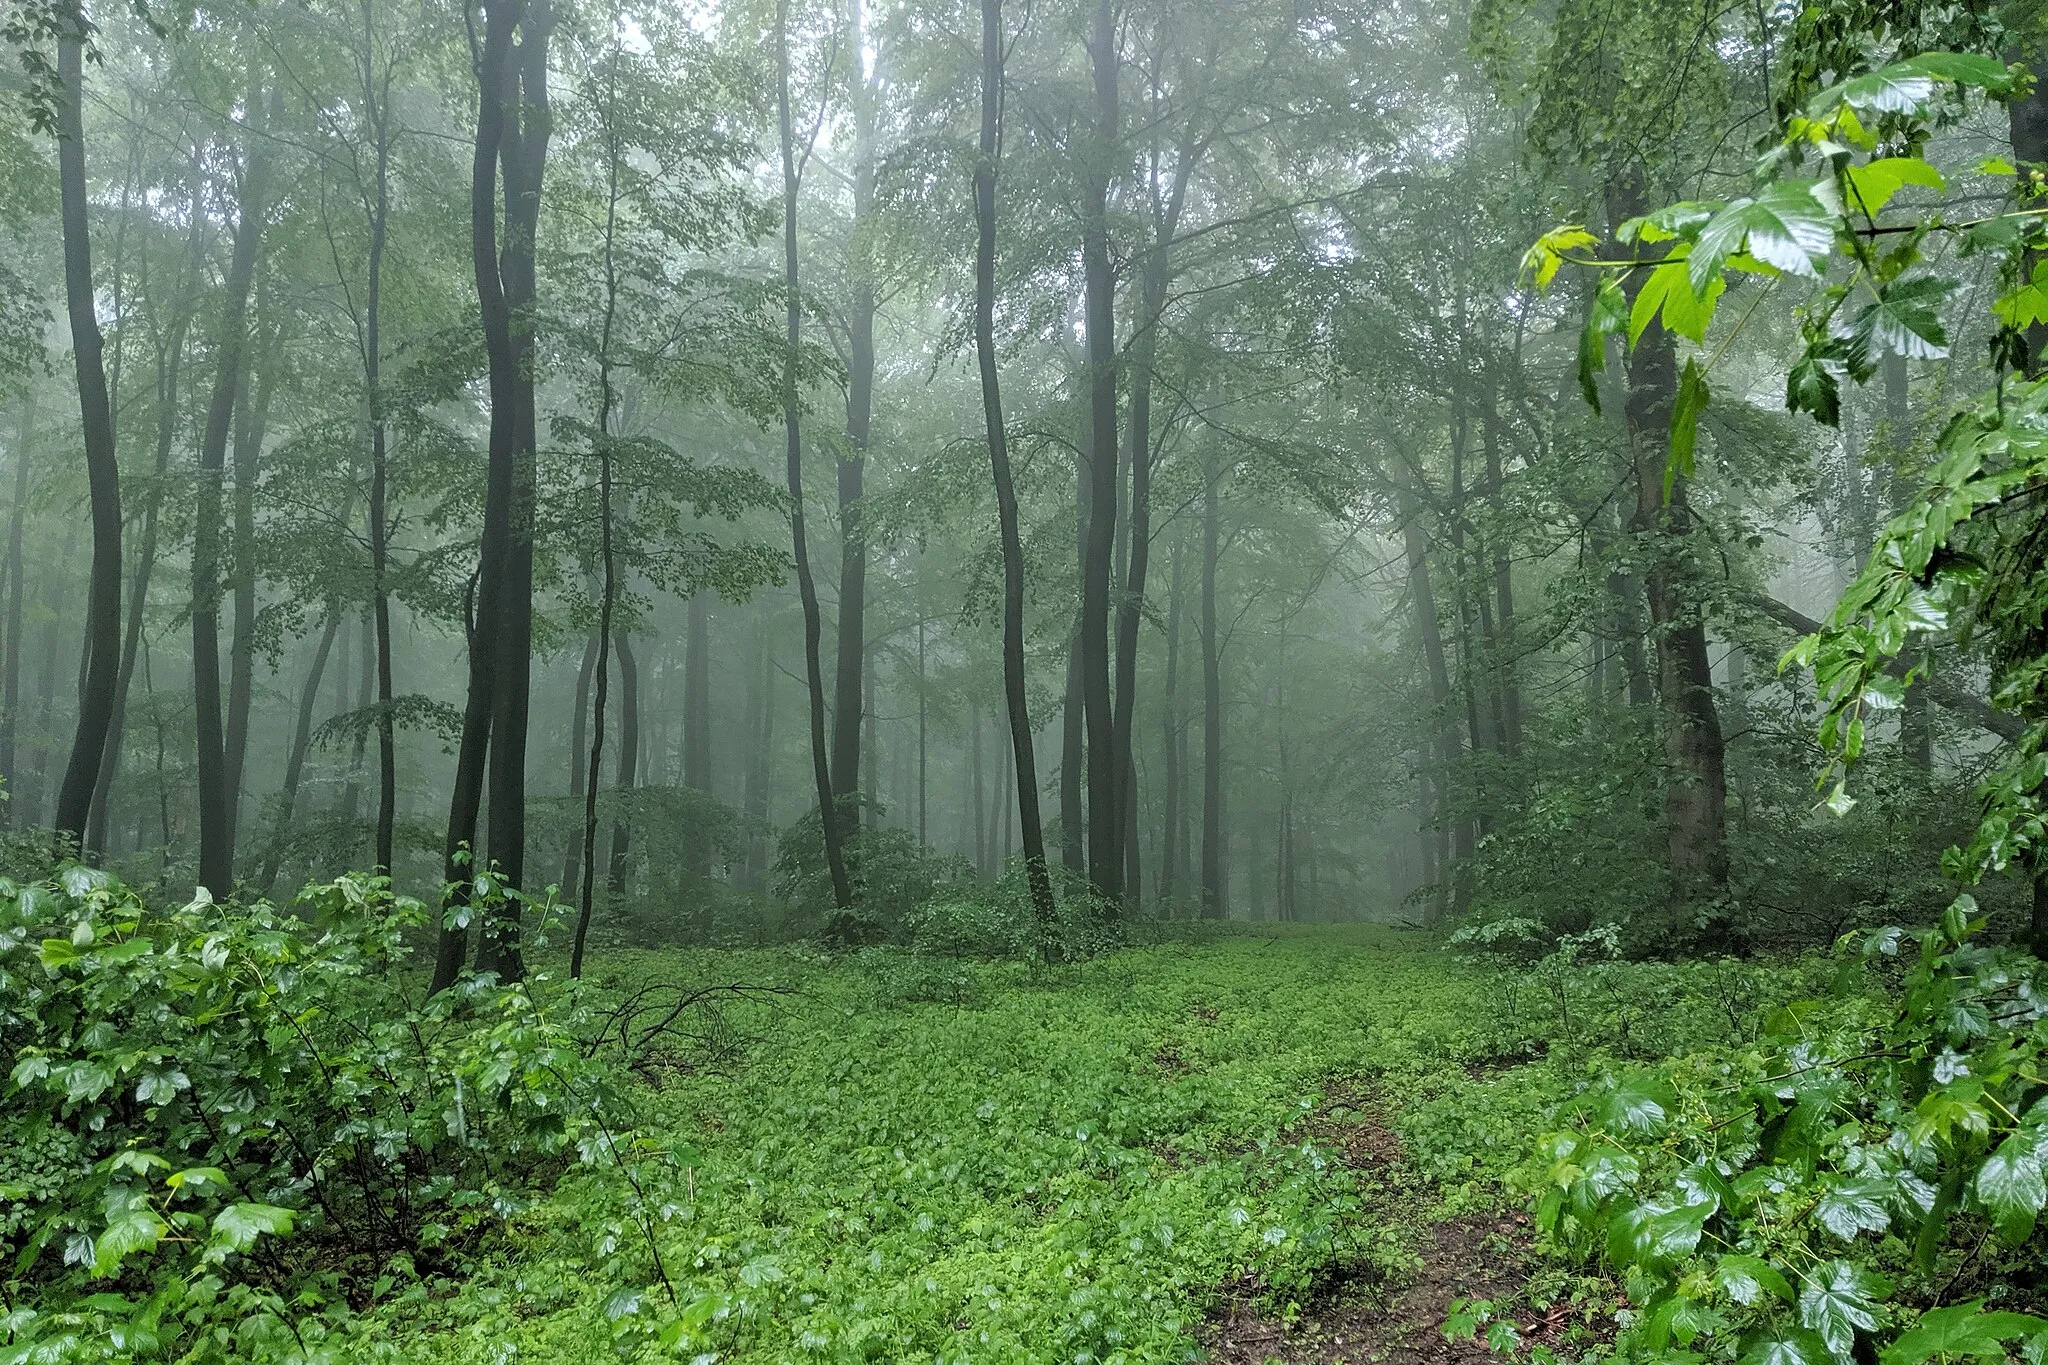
[1600,1075,1675,1136]
[1883,1302,2048,1365]
[1668,357,1710,500]
[1843,157,1946,218]
[1799,1259,1887,1359]
[1578,276,1628,413]
[93,1200,167,1278]
[1787,351,1843,426]
[1631,252,1725,346]
[1744,1328,1835,1365]
[1716,1254,1794,1306]
[1975,1133,2046,1244]
[1816,1178,1891,1240]
[1843,276,1954,375]
[209,1203,295,1259]
[1692,181,1837,291]
[1523,226,1597,290]
[1608,1194,1713,1270]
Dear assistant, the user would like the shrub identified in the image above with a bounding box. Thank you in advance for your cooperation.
[1522,897,2048,1365]
[0,865,625,1360]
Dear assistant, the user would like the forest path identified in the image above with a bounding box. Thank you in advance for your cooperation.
[383,928,1537,1363]
[1201,1093,1532,1365]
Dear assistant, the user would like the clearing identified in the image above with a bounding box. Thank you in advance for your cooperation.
[366,927,1549,1364]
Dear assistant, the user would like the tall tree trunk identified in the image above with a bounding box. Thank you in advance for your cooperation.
[342,610,373,822]
[1160,530,1184,905]
[684,590,712,874]
[366,145,397,876]
[776,0,854,927]
[1,391,31,824]
[191,73,272,897]
[225,315,279,854]
[560,630,598,898]
[1113,146,1195,915]
[1482,386,1523,756]
[440,0,552,988]
[606,630,638,893]
[975,0,1058,931]
[743,622,773,891]
[1611,174,1730,922]
[916,612,927,846]
[1078,0,1122,904]
[831,0,876,808]
[1200,455,1224,918]
[52,20,124,853]
[862,655,878,829]
[1400,483,1457,928]
[971,708,987,877]
[259,607,342,897]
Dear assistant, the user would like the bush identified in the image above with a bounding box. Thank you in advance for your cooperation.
[1520,897,2048,1365]
[0,864,626,1360]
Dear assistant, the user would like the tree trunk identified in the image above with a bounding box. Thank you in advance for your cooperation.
[52,20,125,853]
[1078,0,1122,905]
[1482,387,1523,756]
[743,622,773,891]
[684,590,712,874]
[1400,481,1458,928]
[606,630,638,893]
[971,708,987,877]
[1,392,31,825]
[975,0,1059,931]
[1200,455,1224,918]
[191,72,272,898]
[1159,531,1184,906]
[259,608,341,897]
[1610,174,1730,921]
[225,314,279,855]
[439,0,553,989]
[776,0,855,927]
[831,0,876,810]
[561,630,599,898]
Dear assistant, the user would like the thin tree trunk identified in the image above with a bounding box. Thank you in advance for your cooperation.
[1,391,31,825]
[601,629,639,893]
[830,0,876,808]
[776,0,854,927]
[342,610,373,822]
[1200,455,1224,918]
[1482,386,1523,756]
[1160,530,1184,905]
[975,0,1058,931]
[1062,455,1088,877]
[1078,0,1122,904]
[971,709,987,877]
[743,622,773,891]
[190,72,272,896]
[259,607,341,897]
[225,312,279,854]
[52,20,124,852]
[684,590,712,874]
[916,612,927,847]
[1400,483,1458,927]
[560,630,598,898]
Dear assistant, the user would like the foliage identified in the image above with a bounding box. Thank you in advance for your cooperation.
[359,928,1520,1363]
[771,804,976,942]
[0,865,625,1361]
[1523,901,2048,1365]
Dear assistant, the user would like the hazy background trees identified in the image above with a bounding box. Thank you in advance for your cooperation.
[0,0,2032,961]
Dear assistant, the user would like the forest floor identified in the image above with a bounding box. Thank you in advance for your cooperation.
[367,926,1571,1364]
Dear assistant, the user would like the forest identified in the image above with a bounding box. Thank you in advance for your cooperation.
[7,0,2048,1359]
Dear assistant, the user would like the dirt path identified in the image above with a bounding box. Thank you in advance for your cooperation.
[1200,1095,1533,1365]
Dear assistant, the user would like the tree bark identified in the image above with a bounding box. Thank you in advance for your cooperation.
[1,392,31,825]
[975,0,1059,931]
[1160,530,1184,905]
[1200,454,1224,918]
[604,630,639,893]
[52,20,125,854]
[1400,484,1458,927]
[1078,0,1122,905]
[1610,175,1730,919]
[190,71,272,898]
[831,0,876,809]
[258,607,341,897]
[743,622,774,891]
[225,313,279,855]
[776,0,855,927]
